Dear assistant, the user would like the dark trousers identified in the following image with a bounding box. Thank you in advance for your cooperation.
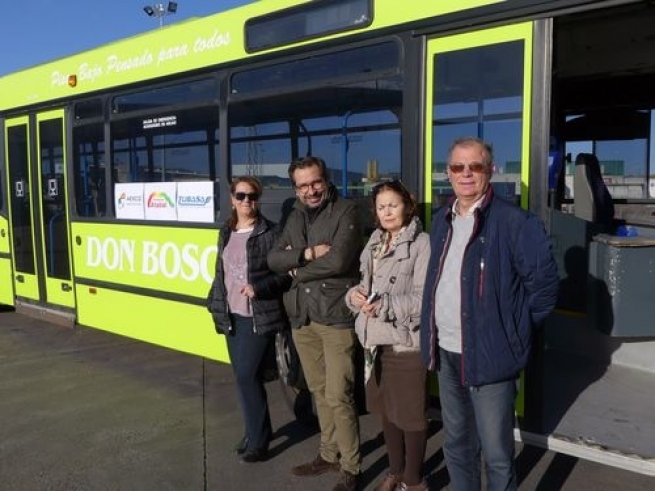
[225,314,273,451]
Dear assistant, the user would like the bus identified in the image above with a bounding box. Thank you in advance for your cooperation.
[2,0,655,476]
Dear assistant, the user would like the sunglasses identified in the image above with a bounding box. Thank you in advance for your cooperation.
[234,192,260,201]
[448,162,489,174]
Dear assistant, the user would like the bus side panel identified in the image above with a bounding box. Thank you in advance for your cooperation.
[71,222,218,298]
[70,221,225,360]
[75,284,226,362]
[0,216,14,306]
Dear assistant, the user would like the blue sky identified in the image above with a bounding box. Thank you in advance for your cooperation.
[0,1,253,77]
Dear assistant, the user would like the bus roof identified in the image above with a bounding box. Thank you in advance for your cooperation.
[0,0,501,112]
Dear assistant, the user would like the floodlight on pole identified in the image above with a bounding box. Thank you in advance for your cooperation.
[143,2,178,28]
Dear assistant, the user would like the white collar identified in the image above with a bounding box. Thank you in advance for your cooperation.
[452,194,485,217]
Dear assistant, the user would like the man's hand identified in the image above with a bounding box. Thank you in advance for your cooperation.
[304,243,331,262]
[313,244,331,259]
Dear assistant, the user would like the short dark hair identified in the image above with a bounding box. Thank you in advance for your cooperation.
[288,156,328,186]
[371,180,418,229]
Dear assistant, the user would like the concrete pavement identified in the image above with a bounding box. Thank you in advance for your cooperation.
[1,309,654,490]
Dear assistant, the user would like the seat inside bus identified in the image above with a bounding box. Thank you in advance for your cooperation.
[573,153,614,229]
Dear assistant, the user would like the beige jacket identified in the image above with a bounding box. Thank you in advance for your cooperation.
[345,217,430,351]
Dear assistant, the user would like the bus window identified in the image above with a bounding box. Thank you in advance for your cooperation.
[7,124,36,274]
[110,106,218,184]
[563,110,650,200]
[229,39,402,224]
[232,41,399,95]
[39,118,71,281]
[111,79,218,113]
[73,122,107,218]
[106,79,220,221]
[229,76,402,221]
[231,106,401,193]
[245,0,371,52]
[431,40,525,205]
[72,98,106,218]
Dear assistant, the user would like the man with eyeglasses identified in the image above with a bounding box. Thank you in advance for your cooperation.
[268,156,362,491]
[420,137,559,491]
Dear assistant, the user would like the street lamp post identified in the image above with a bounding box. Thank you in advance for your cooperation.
[143,2,178,28]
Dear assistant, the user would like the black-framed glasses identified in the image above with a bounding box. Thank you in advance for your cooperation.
[294,179,325,194]
[234,192,260,201]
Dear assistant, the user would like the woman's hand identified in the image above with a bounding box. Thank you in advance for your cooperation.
[241,284,255,298]
[350,289,368,309]
[360,299,380,318]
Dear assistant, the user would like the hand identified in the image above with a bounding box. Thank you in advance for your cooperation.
[313,243,331,259]
[361,299,379,318]
[304,243,331,262]
[240,284,255,298]
[350,289,368,309]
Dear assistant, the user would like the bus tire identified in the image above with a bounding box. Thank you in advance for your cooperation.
[275,331,318,427]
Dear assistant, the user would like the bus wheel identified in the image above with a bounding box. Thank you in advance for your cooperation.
[275,331,317,427]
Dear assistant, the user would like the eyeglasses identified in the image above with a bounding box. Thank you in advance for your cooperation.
[448,162,489,174]
[234,192,260,201]
[294,179,325,194]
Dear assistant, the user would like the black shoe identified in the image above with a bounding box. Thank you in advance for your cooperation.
[239,447,268,463]
[234,436,248,455]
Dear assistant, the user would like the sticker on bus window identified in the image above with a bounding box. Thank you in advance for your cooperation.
[115,183,145,220]
[176,181,214,223]
[144,182,177,221]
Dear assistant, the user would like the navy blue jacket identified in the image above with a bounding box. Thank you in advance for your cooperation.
[420,189,559,386]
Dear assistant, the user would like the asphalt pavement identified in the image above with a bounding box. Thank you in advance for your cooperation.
[1,308,654,490]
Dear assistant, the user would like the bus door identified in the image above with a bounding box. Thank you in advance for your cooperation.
[424,22,535,209]
[423,23,539,420]
[4,111,74,309]
[0,161,14,306]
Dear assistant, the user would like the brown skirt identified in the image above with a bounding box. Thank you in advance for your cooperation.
[366,346,428,431]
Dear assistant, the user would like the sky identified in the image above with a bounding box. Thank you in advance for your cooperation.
[0,1,254,77]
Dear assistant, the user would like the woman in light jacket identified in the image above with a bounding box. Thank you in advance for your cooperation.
[207,176,290,463]
[346,180,430,491]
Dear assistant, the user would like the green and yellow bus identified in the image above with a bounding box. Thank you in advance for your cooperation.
[2,0,655,475]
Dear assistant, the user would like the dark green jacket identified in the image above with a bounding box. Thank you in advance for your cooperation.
[267,186,362,329]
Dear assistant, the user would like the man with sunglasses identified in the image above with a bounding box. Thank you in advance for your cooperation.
[420,137,559,491]
[268,156,362,491]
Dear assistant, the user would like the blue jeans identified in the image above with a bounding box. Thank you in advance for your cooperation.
[225,314,273,451]
[438,348,517,491]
